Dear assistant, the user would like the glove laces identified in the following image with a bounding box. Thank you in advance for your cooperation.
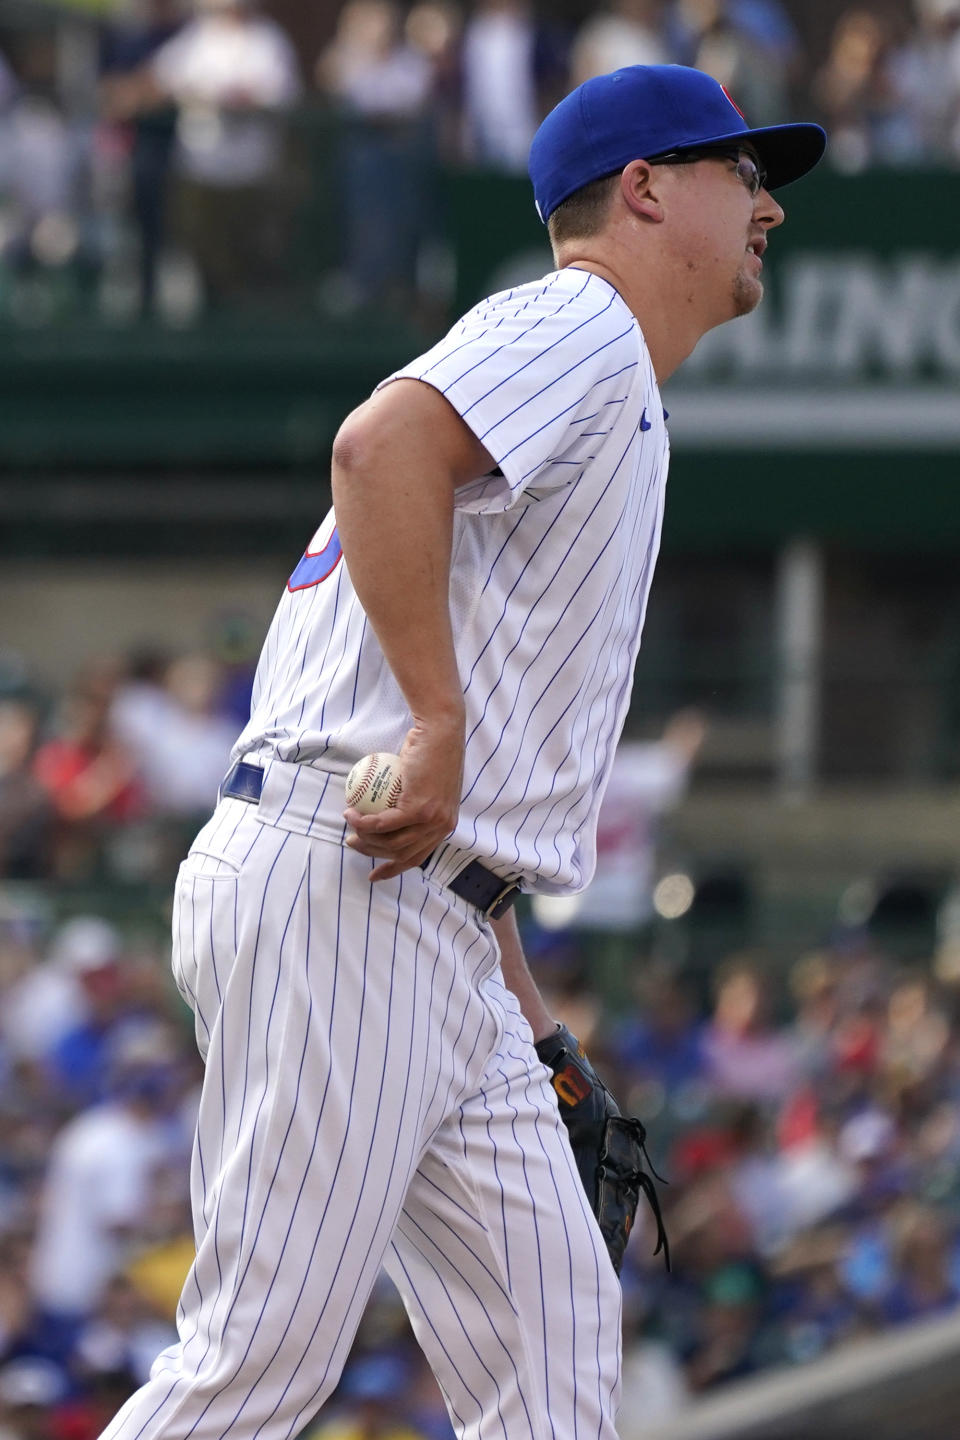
[628,1119,671,1271]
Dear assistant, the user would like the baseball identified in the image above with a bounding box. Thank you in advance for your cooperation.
[344,752,403,814]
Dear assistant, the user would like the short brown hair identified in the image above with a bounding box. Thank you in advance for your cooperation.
[546,172,620,247]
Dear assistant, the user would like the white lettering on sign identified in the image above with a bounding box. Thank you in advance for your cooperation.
[684,255,960,380]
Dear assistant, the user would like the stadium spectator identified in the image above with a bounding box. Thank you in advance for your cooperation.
[305,1351,430,1440]
[569,1,670,88]
[572,710,708,936]
[460,0,539,172]
[28,1021,189,1364]
[700,956,802,1103]
[316,0,435,314]
[99,0,186,317]
[109,649,176,779]
[0,36,92,314]
[884,1200,960,1322]
[139,0,302,308]
[887,0,960,164]
[786,948,843,1081]
[684,1262,765,1390]
[71,1272,178,1398]
[112,651,234,821]
[528,710,706,1012]
[0,698,53,881]
[611,965,708,1108]
[404,1,463,164]
[670,0,795,124]
[40,922,136,1112]
[0,1357,70,1440]
[881,970,952,1104]
[669,0,798,67]
[459,0,566,172]
[32,673,143,881]
[0,1234,39,1368]
[811,8,909,170]
[0,917,98,1096]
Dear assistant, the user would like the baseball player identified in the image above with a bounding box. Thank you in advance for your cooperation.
[100,66,824,1440]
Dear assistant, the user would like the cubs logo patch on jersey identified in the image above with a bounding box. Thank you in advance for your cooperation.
[288,512,342,592]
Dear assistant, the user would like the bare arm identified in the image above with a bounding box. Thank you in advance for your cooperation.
[335,379,494,880]
[491,909,557,1044]
[100,67,167,122]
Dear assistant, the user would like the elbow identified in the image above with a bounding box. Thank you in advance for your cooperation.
[331,406,390,502]
[331,413,368,485]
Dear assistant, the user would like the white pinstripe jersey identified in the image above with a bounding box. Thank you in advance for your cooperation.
[233,268,670,895]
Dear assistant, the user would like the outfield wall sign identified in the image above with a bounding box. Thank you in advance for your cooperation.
[671,254,960,449]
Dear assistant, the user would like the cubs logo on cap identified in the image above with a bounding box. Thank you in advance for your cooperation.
[720,85,747,120]
[529,64,827,224]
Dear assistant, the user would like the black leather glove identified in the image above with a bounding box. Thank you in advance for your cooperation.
[535,1023,669,1274]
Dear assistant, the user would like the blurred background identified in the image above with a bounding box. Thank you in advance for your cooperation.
[2,0,960,1437]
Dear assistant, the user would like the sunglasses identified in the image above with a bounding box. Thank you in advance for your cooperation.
[647,146,768,198]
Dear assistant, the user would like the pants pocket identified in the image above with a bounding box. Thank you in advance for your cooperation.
[171,859,237,1058]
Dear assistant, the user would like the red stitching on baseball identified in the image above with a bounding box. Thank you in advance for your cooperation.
[349,756,378,804]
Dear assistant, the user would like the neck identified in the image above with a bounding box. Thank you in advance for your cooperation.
[556,244,705,384]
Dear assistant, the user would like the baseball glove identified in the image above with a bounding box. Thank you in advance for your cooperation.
[535,1023,669,1274]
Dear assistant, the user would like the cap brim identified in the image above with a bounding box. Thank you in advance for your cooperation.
[697,121,827,190]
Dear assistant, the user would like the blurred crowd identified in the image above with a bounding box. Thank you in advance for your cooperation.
[0,0,959,323]
[3,644,960,1435]
[0,633,256,888]
[588,936,960,1412]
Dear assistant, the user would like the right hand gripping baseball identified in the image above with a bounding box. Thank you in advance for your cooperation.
[344,713,464,881]
[535,1024,670,1274]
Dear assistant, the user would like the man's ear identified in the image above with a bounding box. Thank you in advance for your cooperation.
[620,159,665,223]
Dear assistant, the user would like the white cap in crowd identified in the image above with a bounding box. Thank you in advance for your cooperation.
[49,915,122,974]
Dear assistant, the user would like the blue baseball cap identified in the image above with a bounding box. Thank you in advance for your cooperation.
[529,65,826,223]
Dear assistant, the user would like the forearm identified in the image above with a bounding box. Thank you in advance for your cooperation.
[335,381,498,879]
[491,909,557,1043]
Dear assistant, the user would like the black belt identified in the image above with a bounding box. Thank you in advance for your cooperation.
[221,760,521,922]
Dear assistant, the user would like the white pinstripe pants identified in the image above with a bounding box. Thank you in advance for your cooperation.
[100,789,622,1440]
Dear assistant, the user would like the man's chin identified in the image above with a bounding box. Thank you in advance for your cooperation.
[733,272,764,317]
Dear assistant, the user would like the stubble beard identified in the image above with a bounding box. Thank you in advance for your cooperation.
[733,267,763,317]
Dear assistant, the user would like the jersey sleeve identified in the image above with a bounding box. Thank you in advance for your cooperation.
[381,273,642,514]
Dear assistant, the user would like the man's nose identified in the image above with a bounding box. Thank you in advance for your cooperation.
[756,188,785,229]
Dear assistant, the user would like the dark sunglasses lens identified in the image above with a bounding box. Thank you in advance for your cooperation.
[735,156,764,194]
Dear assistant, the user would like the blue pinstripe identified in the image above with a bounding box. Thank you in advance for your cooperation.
[457,298,617,421]
[459,435,644,826]
[472,328,634,452]
[394,1227,512,1440]
[422,273,591,387]
[515,442,666,877]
